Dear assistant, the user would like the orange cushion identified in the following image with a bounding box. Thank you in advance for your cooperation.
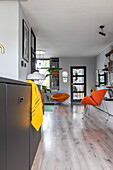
[51,93,70,102]
[91,89,107,105]
[81,89,107,106]
[81,96,98,106]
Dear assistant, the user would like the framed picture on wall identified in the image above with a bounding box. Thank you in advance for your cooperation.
[22,19,29,62]
[31,29,36,73]
[31,29,36,52]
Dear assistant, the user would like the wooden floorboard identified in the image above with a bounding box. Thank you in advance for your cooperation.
[31,104,113,170]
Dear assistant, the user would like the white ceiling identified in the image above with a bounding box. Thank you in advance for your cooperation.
[21,0,113,58]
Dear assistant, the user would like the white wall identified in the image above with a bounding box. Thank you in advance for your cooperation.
[18,4,31,80]
[59,57,96,102]
[0,1,31,80]
[0,1,18,79]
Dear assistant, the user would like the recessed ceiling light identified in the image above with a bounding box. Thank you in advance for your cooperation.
[36,50,45,55]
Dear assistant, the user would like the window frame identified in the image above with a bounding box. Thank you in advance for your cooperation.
[35,58,50,88]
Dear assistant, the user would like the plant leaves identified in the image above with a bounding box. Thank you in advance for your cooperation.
[47,89,52,93]
[47,95,49,101]
[42,67,62,96]
[42,85,47,93]
[47,68,62,73]
[45,74,52,77]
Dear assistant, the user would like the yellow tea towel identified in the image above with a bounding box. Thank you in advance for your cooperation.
[26,80,43,131]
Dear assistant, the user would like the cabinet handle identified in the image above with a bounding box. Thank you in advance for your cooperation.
[18,97,24,104]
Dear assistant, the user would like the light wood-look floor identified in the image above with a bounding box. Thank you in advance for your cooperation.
[32,104,113,170]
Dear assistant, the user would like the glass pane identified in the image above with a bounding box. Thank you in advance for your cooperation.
[73,69,84,75]
[73,77,84,84]
[73,85,84,92]
[39,69,50,88]
[100,76,105,83]
[99,73,105,83]
[73,93,84,100]
[36,60,50,69]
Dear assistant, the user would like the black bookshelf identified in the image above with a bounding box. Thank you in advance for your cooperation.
[50,58,59,90]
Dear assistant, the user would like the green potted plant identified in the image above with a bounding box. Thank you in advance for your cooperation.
[42,68,62,101]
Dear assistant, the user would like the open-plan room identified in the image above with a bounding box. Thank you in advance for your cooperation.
[1,0,113,170]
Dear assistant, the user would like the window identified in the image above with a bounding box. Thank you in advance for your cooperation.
[35,59,50,88]
[35,59,50,69]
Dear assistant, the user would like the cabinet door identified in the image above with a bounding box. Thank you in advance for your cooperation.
[30,86,41,168]
[6,84,31,170]
[0,83,6,170]
[30,127,41,168]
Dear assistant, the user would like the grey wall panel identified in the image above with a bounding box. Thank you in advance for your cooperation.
[0,83,6,170]
[6,84,31,170]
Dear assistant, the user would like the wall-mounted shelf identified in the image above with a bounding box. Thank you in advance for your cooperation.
[102,50,113,73]
[102,67,108,71]
[104,98,113,101]
[106,86,113,88]
[105,50,113,57]
[95,84,100,87]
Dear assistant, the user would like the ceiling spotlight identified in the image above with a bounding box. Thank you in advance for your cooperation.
[99,25,106,36]
[99,31,106,36]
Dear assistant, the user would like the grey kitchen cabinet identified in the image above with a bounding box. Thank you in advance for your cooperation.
[30,84,41,168]
[0,83,6,170]
[6,84,31,170]
[0,77,41,170]
[30,126,41,168]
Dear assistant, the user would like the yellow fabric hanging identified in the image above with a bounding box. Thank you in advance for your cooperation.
[26,80,43,131]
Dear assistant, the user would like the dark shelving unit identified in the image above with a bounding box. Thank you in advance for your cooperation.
[50,58,59,90]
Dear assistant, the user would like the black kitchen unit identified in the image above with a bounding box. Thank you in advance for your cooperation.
[0,77,41,170]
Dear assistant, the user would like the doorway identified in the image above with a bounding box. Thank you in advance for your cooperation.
[70,66,86,103]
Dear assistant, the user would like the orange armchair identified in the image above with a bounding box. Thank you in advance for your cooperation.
[51,93,70,102]
[81,89,107,116]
